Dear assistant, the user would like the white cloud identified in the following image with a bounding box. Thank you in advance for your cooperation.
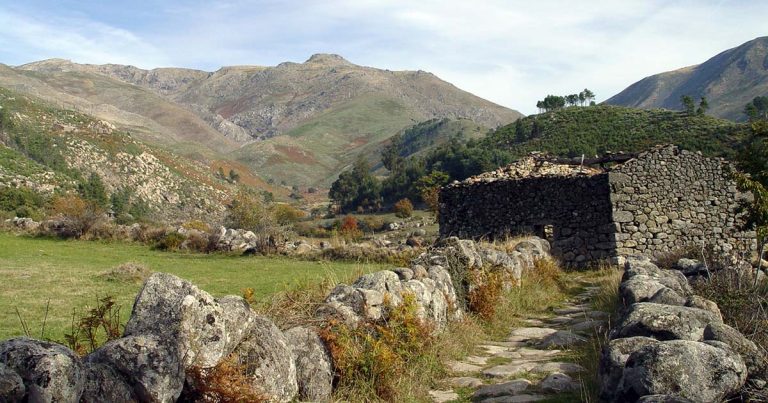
[0,8,170,68]
[0,0,766,114]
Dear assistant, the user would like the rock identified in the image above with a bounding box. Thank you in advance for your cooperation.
[352,270,404,304]
[317,284,365,325]
[448,376,484,388]
[704,322,766,376]
[673,258,707,276]
[510,327,559,339]
[412,265,429,279]
[429,389,459,402]
[447,361,484,373]
[623,257,692,297]
[536,330,586,348]
[538,372,579,393]
[393,267,414,281]
[611,302,721,341]
[618,340,747,403]
[684,295,722,321]
[483,362,538,378]
[80,362,136,403]
[647,287,686,306]
[636,395,695,403]
[86,334,183,403]
[228,316,298,403]
[472,379,531,399]
[215,295,258,354]
[530,362,585,374]
[294,242,313,255]
[0,338,84,403]
[284,327,332,402]
[0,363,24,402]
[570,319,607,333]
[124,273,227,368]
[478,394,546,402]
[598,336,659,401]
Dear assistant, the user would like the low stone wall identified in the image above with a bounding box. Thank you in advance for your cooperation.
[0,236,551,402]
[599,256,764,402]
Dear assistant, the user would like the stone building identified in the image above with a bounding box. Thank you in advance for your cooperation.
[439,145,755,265]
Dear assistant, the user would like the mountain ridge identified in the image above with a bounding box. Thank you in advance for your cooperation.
[606,36,768,121]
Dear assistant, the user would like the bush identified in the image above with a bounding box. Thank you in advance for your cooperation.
[99,262,152,283]
[182,220,211,233]
[155,232,187,251]
[338,215,363,241]
[44,194,105,238]
[183,354,268,402]
[270,203,306,225]
[468,268,505,320]
[63,296,123,356]
[226,188,276,233]
[393,198,414,218]
[320,293,436,401]
[360,216,385,233]
[0,186,44,217]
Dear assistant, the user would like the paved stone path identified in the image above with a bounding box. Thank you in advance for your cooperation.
[429,282,606,403]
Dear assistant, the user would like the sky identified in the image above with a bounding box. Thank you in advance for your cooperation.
[0,0,765,115]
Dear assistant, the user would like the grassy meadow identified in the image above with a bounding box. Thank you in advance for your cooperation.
[0,232,384,341]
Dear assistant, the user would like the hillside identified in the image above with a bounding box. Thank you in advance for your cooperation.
[10,55,522,187]
[606,36,768,121]
[483,105,747,159]
[0,87,237,221]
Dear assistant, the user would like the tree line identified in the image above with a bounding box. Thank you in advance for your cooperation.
[536,89,595,113]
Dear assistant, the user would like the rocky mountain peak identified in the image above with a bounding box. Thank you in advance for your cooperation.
[304,53,351,65]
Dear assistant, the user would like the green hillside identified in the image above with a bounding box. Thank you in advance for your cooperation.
[482,105,747,159]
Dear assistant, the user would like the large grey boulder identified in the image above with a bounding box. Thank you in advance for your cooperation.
[317,284,365,325]
[285,327,333,402]
[231,315,298,402]
[623,257,692,297]
[647,287,687,306]
[216,295,259,354]
[0,338,84,402]
[598,336,659,402]
[611,303,721,341]
[86,334,184,403]
[0,363,25,402]
[352,270,404,304]
[80,362,136,403]
[125,272,227,368]
[684,295,723,321]
[704,322,766,377]
[619,276,667,305]
[673,258,707,276]
[637,395,695,403]
[618,340,747,402]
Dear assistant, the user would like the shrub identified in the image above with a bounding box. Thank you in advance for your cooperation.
[155,232,187,251]
[63,296,123,356]
[225,188,275,232]
[320,293,435,401]
[393,198,414,218]
[44,194,105,238]
[183,354,268,402]
[182,220,211,233]
[468,268,505,320]
[338,215,363,241]
[360,216,385,233]
[99,262,152,283]
[0,186,44,214]
[181,231,215,253]
[270,203,306,225]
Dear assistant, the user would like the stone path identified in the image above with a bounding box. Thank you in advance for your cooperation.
[429,283,606,403]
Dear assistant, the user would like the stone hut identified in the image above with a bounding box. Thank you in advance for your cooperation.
[439,145,755,266]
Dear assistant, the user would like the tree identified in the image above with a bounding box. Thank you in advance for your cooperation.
[745,96,768,121]
[79,172,108,207]
[583,88,595,105]
[696,97,709,116]
[735,120,768,274]
[578,91,586,106]
[680,95,696,115]
[415,170,450,216]
[381,134,404,172]
[329,158,381,212]
[393,198,414,218]
[565,94,579,107]
[225,188,275,232]
[514,119,526,143]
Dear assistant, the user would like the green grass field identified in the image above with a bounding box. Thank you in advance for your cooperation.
[0,232,384,341]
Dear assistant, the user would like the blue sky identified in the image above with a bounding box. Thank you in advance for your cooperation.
[0,0,765,115]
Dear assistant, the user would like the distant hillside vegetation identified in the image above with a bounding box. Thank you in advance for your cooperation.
[7,55,522,187]
[606,36,768,121]
[483,105,747,159]
[0,87,237,221]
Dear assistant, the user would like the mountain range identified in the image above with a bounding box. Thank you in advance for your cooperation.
[606,36,768,121]
[1,55,520,187]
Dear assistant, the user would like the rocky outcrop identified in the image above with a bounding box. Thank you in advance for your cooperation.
[600,256,758,402]
[285,326,333,401]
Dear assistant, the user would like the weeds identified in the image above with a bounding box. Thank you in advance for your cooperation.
[63,296,123,355]
[182,353,268,402]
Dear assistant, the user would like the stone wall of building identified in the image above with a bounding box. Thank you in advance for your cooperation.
[439,145,756,266]
[609,146,754,257]
[439,174,614,265]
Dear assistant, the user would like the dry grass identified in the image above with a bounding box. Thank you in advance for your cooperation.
[183,353,268,402]
[574,266,623,402]
[98,262,152,284]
